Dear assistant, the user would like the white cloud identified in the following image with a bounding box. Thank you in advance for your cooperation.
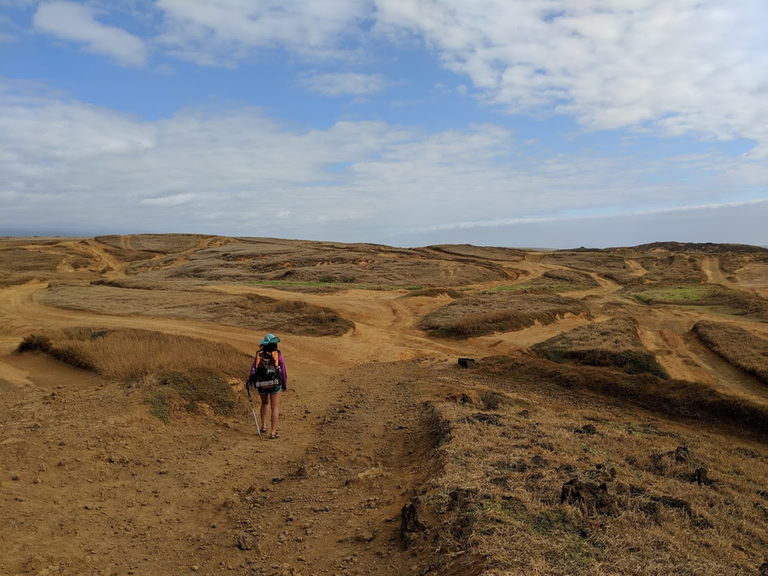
[373,0,768,157]
[154,0,369,65]
[2,84,766,244]
[300,71,386,96]
[33,1,148,67]
[138,1,768,156]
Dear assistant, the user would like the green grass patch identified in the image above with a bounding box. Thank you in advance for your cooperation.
[633,285,716,303]
[146,389,172,423]
[630,284,767,319]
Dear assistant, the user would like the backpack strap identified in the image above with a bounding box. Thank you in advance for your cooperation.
[255,350,279,367]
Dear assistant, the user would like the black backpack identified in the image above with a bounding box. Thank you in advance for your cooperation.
[253,349,280,382]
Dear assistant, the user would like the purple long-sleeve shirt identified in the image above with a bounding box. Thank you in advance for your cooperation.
[249,350,287,388]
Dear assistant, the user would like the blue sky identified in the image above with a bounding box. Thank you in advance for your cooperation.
[1,0,767,248]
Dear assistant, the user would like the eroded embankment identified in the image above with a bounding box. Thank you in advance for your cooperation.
[389,358,768,576]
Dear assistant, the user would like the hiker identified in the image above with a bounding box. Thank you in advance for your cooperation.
[247,333,288,439]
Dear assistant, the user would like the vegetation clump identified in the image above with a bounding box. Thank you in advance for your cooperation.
[401,287,465,299]
[17,328,249,421]
[401,359,768,575]
[489,356,768,436]
[629,284,767,319]
[492,269,600,294]
[419,293,589,338]
[532,317,669,378]
[39,285,355,336]
[542,251,641,285]
[146,371,236,423]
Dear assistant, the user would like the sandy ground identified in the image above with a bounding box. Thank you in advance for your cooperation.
[2,238,767,575]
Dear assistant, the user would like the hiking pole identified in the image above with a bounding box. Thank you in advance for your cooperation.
[245,382,262,439]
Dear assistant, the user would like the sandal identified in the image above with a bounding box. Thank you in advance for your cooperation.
[260,427,267,434]
[269,432,280,439]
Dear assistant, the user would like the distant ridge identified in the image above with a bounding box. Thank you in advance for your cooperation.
[567,241,768,253]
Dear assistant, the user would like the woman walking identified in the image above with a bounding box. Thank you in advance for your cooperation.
[247,333,288,439]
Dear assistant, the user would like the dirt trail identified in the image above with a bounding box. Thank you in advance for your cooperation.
[636,307,768,403]
[701,256,735,287]
[0,279,437,574]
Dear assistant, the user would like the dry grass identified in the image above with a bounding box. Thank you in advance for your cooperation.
[401,287,466,299]
[5,235,768,573]
[693,321,768,384]
[492,269,600,294]
[532,317,669,378]
[16,328,251,421]
[39,284,354,336]
[542,251,641,285]
[96,233,213,253]
[397,361,768,575]
[419,293,589,338]
[544,245,724,286]
[630,253,704,283]
[0,246,92,286]
[486,356,768,438]
[719,251,768,275]
[426,244,528,260]
[129,239,512,287]
[627,284,767,320]
[0,248,65,273]
[16,327,249,381]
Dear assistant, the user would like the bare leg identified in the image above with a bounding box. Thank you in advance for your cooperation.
[259,393,269,431]
[270,392,281,436]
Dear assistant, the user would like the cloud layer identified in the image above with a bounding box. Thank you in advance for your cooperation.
[1,83,764,245]
[374,0,768,158]
[155,0,369,66]
[33,1,147,67]
[25,1,768,154]
[4,1,766,245]
[142,1,768,156]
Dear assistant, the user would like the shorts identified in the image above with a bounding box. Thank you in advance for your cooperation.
[257,383,283,395]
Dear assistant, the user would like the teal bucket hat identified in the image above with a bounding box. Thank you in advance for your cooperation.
[260,333,280,346]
